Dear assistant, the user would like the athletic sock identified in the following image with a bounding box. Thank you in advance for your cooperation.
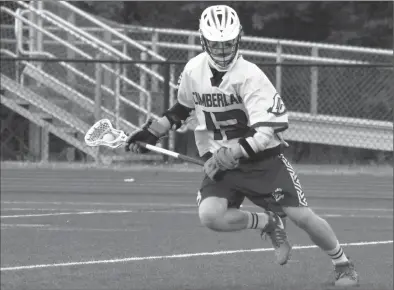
[246,212,269,229]
[326,241,349,265]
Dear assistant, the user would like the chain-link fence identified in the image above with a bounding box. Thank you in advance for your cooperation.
[1,57,392,164]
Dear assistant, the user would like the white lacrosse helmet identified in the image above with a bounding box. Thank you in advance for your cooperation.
[199,5,242,72]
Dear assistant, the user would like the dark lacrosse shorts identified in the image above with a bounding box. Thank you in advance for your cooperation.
[198,145,308,217]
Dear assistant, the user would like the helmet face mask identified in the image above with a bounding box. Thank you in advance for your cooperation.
[201,36,241,70]
[199,5,242,71]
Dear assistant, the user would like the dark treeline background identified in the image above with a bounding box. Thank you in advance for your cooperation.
[75,1,393,48]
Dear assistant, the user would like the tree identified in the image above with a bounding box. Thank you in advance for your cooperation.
[73,1,393,48]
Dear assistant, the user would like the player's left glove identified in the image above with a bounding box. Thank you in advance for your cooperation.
[204,145,241,180]
[125,118,166,154]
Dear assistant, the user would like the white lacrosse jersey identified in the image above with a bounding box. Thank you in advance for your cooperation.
[177,52,288,157]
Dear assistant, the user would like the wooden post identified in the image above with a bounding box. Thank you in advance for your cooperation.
[66,11,76,89]
[36,1,50,162]
[41,127,49,163]
[188,35,196,60]
[310,47,319,114]
[95,53,102,122]
[276,42,282,95]
[139,52,147,127]
[168,64,175,152]
[103,30,112,109]
[94,54,103,162]
[115,61,121,130]
[36,1,43,74]
[28,1,41,161]
[162,62,170,162]
[122,41,128,93]
[151,31,159,92]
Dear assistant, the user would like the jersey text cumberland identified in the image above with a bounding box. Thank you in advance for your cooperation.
[192,92,243,108]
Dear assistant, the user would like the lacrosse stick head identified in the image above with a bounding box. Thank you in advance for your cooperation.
[84,119,127,149]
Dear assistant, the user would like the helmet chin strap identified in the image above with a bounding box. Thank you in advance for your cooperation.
[207,51,240,72]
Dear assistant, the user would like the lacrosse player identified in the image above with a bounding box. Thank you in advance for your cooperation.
[125,5,358,287]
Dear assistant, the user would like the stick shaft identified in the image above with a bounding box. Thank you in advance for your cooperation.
[137,142,204,166]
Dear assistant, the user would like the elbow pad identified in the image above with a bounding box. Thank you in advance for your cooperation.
[163,102,193,130]
[238,127,274,158]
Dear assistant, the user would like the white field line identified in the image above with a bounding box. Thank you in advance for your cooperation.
[0,224,48,228]
[1,201,197,207]
[1,208,78,211]
[1,208,138,211]
[0,224,143,232]
[155,210,393,219]
[1,201,392,212]
[0,209,392,219]
[1,240,392,272]
[0,210,135,218]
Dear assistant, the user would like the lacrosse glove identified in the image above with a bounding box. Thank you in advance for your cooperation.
[204,146,241,181]
[125,118,165,154]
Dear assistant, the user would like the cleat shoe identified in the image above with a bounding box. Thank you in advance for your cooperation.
[261,211,292,265]
[333,259,359,287]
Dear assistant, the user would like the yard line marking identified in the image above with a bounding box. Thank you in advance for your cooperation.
[1,209,392,219]
[0,208,73,211]
[168,211,393,219]
[1,225,143,232]
[0,224,48,228]
[145,210,393,219]
[0,210,135,218]
[1,201,196,207]
[1,240,392,272]
[1,208,126,212]
[1,201,392,212]
[321,214,393,219]
[314,207,393,212]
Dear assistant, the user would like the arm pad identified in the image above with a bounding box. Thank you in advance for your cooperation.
[238,127,274,158]
[163,102,193,130]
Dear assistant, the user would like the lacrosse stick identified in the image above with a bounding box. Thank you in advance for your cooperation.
[84,119,205,166]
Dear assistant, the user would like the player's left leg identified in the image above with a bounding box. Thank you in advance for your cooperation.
[197,174,290,266]
[274,154,359,287]
[198,175,283,233]
[198,196,271,232]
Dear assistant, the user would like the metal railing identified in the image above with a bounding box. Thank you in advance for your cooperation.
[1,4,164,131]
[1,1,180,125]
[45,1,178,92]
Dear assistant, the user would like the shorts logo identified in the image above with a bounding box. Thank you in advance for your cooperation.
[196,191,202,206]
[278,155,308,206]
[272,188,285,202]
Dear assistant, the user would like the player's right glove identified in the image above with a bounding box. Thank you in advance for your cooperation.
[125,118,166,154]
[204,145,241,180]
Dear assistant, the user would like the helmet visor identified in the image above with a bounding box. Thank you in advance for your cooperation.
[204,37,239,68]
